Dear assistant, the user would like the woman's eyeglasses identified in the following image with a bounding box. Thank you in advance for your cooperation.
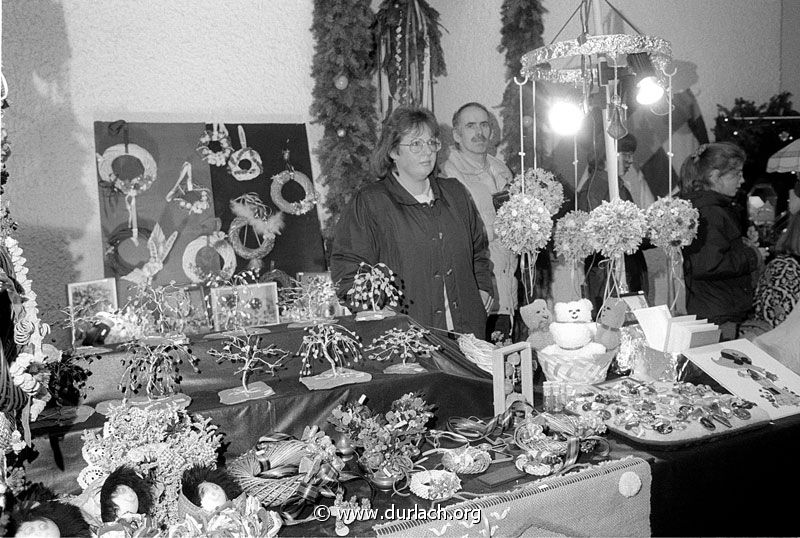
[398,139,442,153]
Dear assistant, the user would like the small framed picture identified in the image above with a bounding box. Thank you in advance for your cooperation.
[164,285,213,335]
[209,282,280,331]
[67,277,118,345]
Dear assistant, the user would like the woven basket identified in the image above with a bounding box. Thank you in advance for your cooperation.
[538,349,615,385]
[228,441,307,509]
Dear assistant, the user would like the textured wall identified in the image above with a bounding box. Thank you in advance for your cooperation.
[0,0,786,340]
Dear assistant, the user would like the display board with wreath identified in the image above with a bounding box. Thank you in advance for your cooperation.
[95,121,327,296]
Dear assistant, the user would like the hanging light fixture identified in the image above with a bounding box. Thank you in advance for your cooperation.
[627,52,665,105]
[548,100,585,136]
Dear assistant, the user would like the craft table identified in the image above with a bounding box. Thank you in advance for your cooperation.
[24,315,800,536]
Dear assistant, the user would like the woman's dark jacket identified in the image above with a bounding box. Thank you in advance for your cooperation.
[330,174,493,337]
[681,189,760,324]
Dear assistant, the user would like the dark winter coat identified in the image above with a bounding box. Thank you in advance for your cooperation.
[681,189,760,324]
[331,173,493,337]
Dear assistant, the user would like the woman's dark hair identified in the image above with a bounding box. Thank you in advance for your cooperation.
[680,142,746,194]
[775,212,800,256]
[371,106,440,179]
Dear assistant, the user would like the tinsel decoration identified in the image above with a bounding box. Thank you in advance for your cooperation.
[309,0,379,240]
[374,0,446,113]
[498,0,547,175]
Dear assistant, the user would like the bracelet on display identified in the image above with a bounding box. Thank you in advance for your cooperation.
[104,225,153,275]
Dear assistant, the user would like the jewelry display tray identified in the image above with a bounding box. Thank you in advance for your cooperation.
[569,380,771,450]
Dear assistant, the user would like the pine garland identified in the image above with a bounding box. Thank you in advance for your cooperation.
[309,0,379,239]
[497,0,547,175]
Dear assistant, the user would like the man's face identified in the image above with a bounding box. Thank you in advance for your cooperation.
[618,151,635,175]
[453,106,491,156]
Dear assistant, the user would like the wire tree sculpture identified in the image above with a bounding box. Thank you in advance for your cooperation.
[208,331,288,404]
[280,275,339,323]
[346,262,402,319]
[365,326,439,374]
[297,323,363,378]
[118,339,200,401]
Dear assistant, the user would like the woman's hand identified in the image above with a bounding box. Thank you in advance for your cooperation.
[479,290,494,313]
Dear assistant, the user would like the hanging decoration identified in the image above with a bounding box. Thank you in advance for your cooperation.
[374,0,446,113]
[269,145,317,216]
[334,74,349,90]
[227,193,285,272]
[228,125,263,182]
[309,0,379,237]
[96,122,157,246]
[121,223,178,287]
[165,161,210,215]
[196,123,233,167]
[498,0,546,174]
[182,230,237,284]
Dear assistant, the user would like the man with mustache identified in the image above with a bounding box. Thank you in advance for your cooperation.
[442,102,516,340]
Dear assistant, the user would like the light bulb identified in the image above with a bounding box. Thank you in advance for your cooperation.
[636,77,664,105]
[547,101,583,136]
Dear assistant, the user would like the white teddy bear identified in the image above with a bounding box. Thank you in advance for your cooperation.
[542,298,605,358]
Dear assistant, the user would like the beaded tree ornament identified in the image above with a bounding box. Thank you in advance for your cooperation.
[196,123,233,167]
[96,121,157,246]
[228,125,263,182]
[365,326,439,374]
[346,262,402,320]
[227,193,285,272]
[297,324,368,389]
[165,161,211,215]
[269,144,317,216]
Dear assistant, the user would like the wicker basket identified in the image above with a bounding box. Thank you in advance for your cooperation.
[537,349,615,385]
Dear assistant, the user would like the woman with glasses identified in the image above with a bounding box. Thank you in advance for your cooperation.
[680,142,763,340]
[331,106,494,337]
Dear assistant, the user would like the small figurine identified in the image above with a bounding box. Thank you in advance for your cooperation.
[521,299,555,351]
[99,466,152,524]
[11,500,91,537]
[181,465,243,513]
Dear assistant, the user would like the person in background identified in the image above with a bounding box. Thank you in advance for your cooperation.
[754,211,800,328]
[441,102,516,340]
[578,133,649,315]
[680,142,763,340]
[330,106,494,338]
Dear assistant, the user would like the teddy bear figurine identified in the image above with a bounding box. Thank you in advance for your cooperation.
[548,299,598,350]
[594,297,628,351]
[520,299,555,351]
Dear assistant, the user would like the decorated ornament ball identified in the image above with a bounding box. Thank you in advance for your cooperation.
[334,74,349,90]
[337,128,346,138]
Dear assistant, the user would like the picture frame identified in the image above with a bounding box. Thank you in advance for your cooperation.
[492,342,535,416]
[164,285,213,335]
[67,277,118,345]
[209,282,280,331]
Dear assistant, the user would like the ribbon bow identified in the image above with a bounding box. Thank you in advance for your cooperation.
[122,223,177,286]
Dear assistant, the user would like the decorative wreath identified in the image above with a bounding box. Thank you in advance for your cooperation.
[96,143,158,196]
[228,125,263,181]
[96,143,158,244]
[228,193,286,271]
[104,224,153,275]
[182,231,237,283]
[270,170,317,215]
[228,216,278,261]
[196,123,233,167]
[166,161,211,215]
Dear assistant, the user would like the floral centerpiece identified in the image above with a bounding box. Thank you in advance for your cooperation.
[507,167,565,216]
[554,210,593,293]
[328,393,435,488]
[79,403,222,527]
[585,199,647,300]
[645,197,699,311]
